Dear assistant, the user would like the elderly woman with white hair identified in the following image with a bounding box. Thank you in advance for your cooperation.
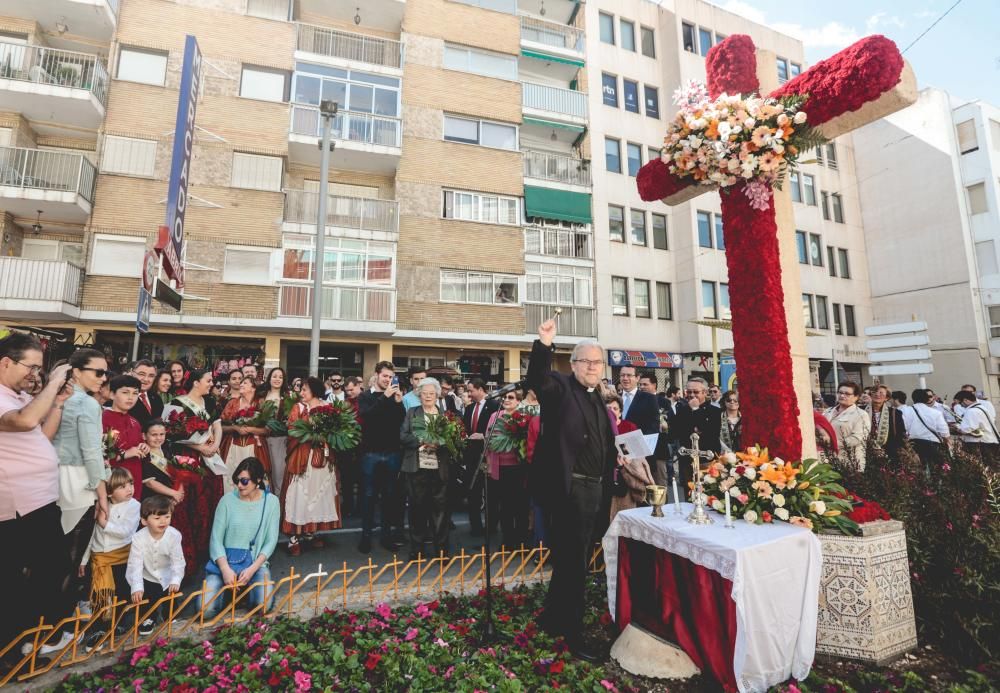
[399,377,454,560]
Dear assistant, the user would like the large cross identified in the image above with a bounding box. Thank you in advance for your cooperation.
[638,35,916,461]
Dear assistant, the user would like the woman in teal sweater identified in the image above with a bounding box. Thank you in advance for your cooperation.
[200,457,280,617]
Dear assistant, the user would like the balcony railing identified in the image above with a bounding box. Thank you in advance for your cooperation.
[0,146,97,203]
[523,149,591,186]
[522,82,587,119]
[520,15,584,52]
[290,105,402,148]
[524,225,593,260]
[284,190,399,234]
[297,23,402,69]
[0,42,109,106]
[524,303,595,337]
[0,258,83,306]
[279,284,395,322]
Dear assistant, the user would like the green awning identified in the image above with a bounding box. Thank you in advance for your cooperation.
[524,185,592,224]
[522,116,585,132]
[520,49,585,68]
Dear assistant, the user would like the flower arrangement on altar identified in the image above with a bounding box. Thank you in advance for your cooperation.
[418,411,468,459]
[102,429,123,465]
[701,445,860,534]
[487,409,536,460]
[287,401,361,453]
[660,80,827,210]
[165,408,210,440]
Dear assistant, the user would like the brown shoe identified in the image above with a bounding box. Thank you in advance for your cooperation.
[286,540,301,556]
[310,536,325,549]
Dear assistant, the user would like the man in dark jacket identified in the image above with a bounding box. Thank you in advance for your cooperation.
[527,318,624,662]
[460,378,498,535]
[671,376,722,491]
[127,359,163,426]
[619,365,659,434]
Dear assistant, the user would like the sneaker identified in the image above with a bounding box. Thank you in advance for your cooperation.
[84,630,107,653]
[286,539,301,556]
[21,631,76,657]
[138,619,156,637]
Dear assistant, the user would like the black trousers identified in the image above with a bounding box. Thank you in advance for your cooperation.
[405,469,449,554]
[463,441,486,533]
[542,476,603,644]
[491,466,530,549]
[62,507,96,608]
[0,502,73,645]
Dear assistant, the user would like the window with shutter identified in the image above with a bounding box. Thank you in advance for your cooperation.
[90,236,145,277]
[956,119,977,154]
[231,152,283,191]
[223,247,273,285]
[101,136,157,176]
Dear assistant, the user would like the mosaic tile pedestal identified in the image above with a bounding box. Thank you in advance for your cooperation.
[817,520,917,664]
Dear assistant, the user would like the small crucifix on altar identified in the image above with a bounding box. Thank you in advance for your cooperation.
[678,432,715,525]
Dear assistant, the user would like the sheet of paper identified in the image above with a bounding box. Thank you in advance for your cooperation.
[615,429,654,460]
[202,453,228,476]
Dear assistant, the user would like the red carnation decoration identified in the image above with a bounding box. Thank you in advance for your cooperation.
[637,158,692,202]
[706,34,759,99]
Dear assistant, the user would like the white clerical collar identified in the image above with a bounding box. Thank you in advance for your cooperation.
[587,387,595,393]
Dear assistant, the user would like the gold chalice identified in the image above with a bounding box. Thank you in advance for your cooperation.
[645,484,667,517]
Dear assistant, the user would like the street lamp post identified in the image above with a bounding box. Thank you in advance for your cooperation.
[309,100,338,378]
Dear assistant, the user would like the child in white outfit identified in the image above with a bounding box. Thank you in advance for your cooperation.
[81,468,141,614]
[126,494,185,635]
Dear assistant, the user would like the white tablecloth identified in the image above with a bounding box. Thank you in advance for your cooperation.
[603,505,823,693]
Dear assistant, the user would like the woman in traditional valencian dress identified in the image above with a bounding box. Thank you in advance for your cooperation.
[262,367,292,495]
[219,378,272,494]
[282,377,341,556]
[166,369,224,576]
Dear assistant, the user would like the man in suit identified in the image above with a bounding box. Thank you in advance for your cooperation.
[618,365,659,435]
[671,376,722,492]
[527,318,625,662]
[127,359,163,427]
[461,378,498,536]
[438,375,462,414]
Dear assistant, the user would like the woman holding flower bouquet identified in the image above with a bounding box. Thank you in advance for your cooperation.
[220,379,272,495]
[262,368,293,495]
[485,388,530,549]
[282,377,344,555]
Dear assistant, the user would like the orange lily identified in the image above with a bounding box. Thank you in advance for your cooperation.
[735,446,770,468]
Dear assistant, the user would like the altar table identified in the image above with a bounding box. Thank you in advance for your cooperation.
[603,505,822,692]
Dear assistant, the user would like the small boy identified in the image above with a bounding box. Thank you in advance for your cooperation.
[126,495,185,636]
[103,375,149,500]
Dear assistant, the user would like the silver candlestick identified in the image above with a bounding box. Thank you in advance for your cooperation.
[678,433,715,525]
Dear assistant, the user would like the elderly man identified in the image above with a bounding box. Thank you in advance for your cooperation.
[670,376,722,490]
[127,359,163,426]
[527,318,624,662]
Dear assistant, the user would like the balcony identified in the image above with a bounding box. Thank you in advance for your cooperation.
[524,303,595,337]
[520,15,584,53]
[5,0,119,46]
[283,190,399,240]
[0,43,108,131]
[296,0,405,32]
[296,23,403,71]
[288,104,401,174]
[522,82,587,125]
[278,284,396,329]
[523,149,590,187]
[0,147,97,223]
[524,225,592,260]
[0,257,82,318]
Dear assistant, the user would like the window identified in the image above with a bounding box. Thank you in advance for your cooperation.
[640,26,655,58]
[802,174,816,206]
[821,191,831,220]
[844,304,857,336]
[682,22,696,53]
[789,171,802,203]
[282,236,394,286]
[101,136,157,177]
[795,231,808,264]
[440,270,519,305]
[701,281,717,318]
[634,279,650,317]
[652,213,668,250]
[443,115,517,150]
[442,44,517,80]
[655,282,672,319]
[601,73,618,107]
[827,246,837,276]
[956,119,978,154]
[989,306,1000,339]
[698,28,712,56]
[524,262,592,307]
[968,183,988,214]
[714,33,727,44]
[240,65,288,102]
[777,57,788,84]
[714,214,725,250]
[609,205,625,242]
[443,189,520,225]
[246,0,290,20]
[790,62,801,78]
[231,152,283,191]
[825,143,838,170]
[223,247,272,285]
[21,239,83,265]
[648,146,660,163]
[0,127,10,147]
[816,147,824,166]
[697,210,712,248]
[832,303,843,335]
[612,276,629,315]
[605,137,621,173]
[623,79,639,113]
[644,85,659,118]
[977,241,999,276]
[292,63,400,118]
[117,47,168,86]
[802,294,815,328]
[809,233,823,266]
[815,295,829,330]
[831,193,844,223]
[626,142,642,177]
[620,19,636,51]
[630,209,646,245]
[719,283,730,319]
[838,248,851,278]
[90,235,145,277]
[599,12,615,44]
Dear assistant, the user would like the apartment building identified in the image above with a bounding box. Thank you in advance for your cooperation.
[585,0,875,395]
[854,88,1000,401]
[0,0,595,382]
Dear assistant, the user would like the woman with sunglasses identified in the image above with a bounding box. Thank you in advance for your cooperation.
[484,388,530,549]
[823,381,872,471]
[719,390,742,453]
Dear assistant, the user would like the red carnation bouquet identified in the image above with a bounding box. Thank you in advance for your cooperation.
[419,411,468,459]
[165,408,210,443]
[225,400,275,428]
[487,409,536,460]
[288,400,361,454]
[837,491,891,524]
[167,454,206,485]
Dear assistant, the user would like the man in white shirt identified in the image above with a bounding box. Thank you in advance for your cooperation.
[953,384,996,422]
[955,391,999,464]
[708,384,723,408]
[904,389,951,467]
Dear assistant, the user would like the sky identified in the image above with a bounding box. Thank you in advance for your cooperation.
[705,0,1000,106]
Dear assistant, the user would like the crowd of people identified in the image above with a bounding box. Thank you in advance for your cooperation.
[2,328,995,661]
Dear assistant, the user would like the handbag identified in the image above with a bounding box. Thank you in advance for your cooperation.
[205,489,268,576]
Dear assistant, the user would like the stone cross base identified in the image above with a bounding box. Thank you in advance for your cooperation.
[610,624,701,680]
[816,520,918,664]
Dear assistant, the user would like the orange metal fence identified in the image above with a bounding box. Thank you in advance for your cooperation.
[0,543,606,686]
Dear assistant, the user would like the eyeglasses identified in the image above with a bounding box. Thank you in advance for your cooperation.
[236,478,254,486]
[684,389,705,395]
[15,360,43,375]
[503,394,518,401]
[725,399,738,404]
[573,359,605,368]
[78,367,109,379]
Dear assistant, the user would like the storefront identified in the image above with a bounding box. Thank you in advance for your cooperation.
[608,349,683,391]
[96,330,266,378]
[283,341,365,380]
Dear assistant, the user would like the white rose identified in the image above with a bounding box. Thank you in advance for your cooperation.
[744,510,758,524]
[775,507,790,521]
[728,486,741,498]
[721,452,738,464]
[712,499,724,512]
[776,113,789,126]
[743,467,757,480]
[689,136,703,148]
[809,500,826,515]
[772,493,786,508]
[793,111,807,124]
[703,475,717,485]
[743,117,755,129]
